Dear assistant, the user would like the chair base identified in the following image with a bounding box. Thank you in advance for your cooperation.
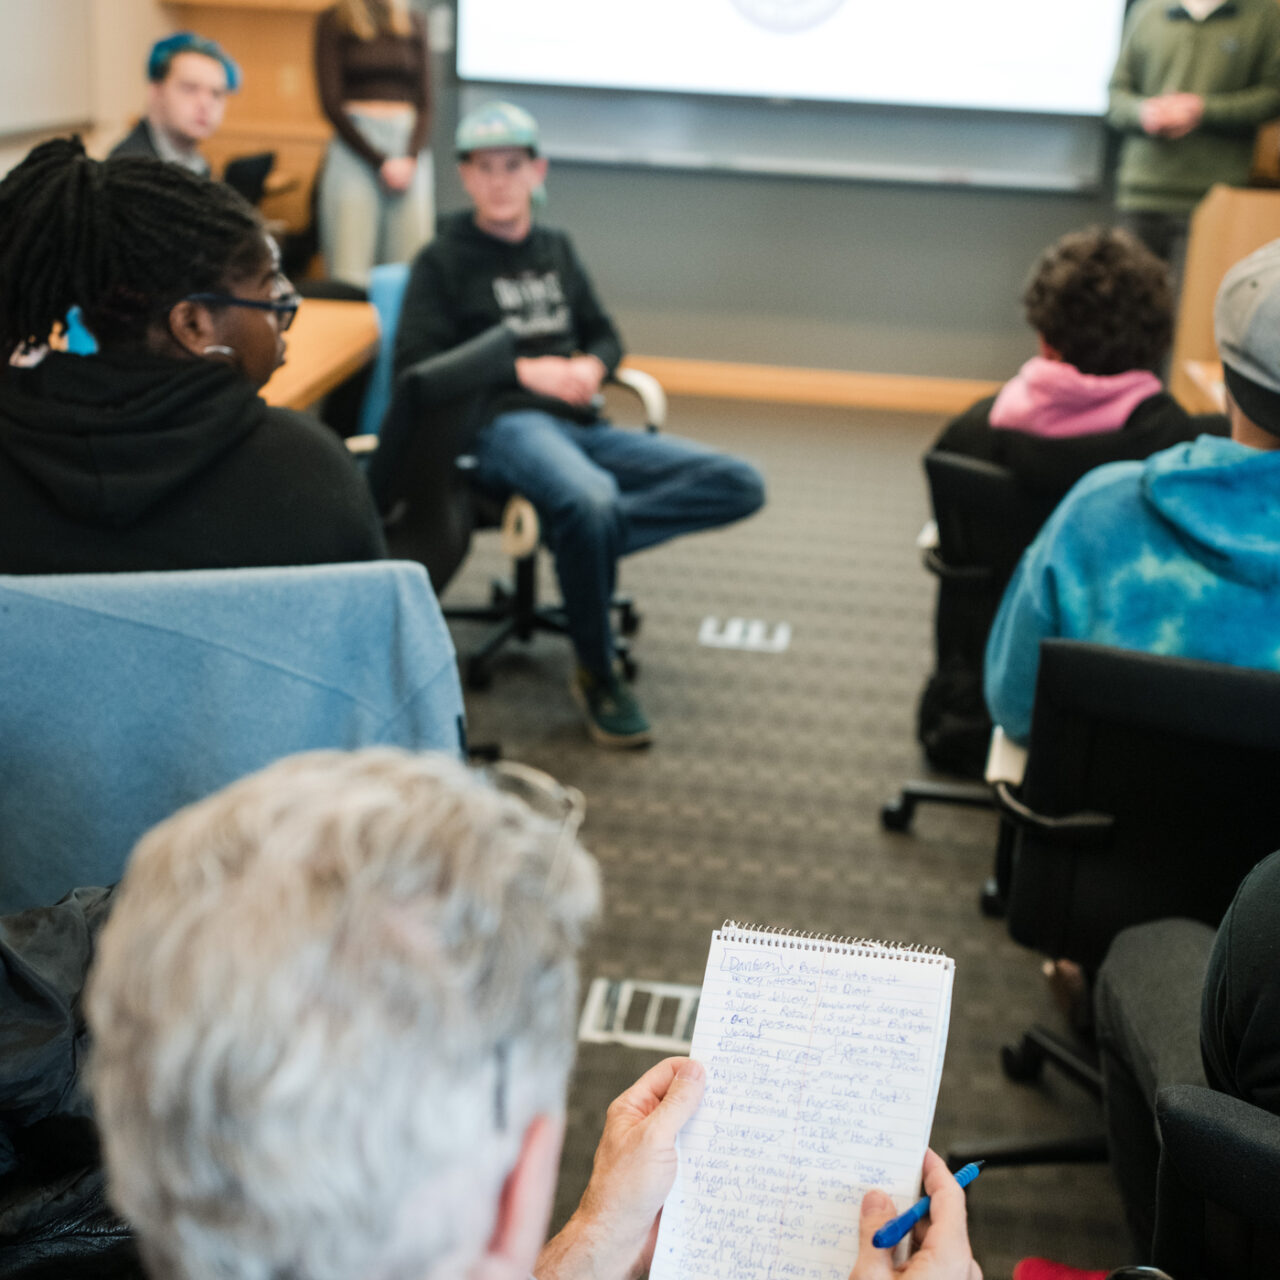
[946,1024,1106,1171]
[444,554,639,691]
[880,780,994,832]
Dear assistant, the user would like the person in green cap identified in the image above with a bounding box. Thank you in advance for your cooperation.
[395,101,765,749]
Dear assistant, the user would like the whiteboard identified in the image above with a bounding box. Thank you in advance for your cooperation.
[455,0,1128,191]
[457,0,1127,117]
[456,84,1113,194]
[0,0,93,139]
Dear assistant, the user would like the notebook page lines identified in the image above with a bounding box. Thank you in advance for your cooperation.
[651,933,952,1280]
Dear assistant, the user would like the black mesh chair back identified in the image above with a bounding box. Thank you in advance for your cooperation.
[917,451,1058,776]
[1004,640,1280,971]
[366,327,514,594]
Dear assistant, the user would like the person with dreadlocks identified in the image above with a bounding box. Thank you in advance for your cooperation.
[0,138,385,574]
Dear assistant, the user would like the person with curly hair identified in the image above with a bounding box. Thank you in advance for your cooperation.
[932,227,1224,500]
[917,229,1225,772]
[986,238,1280,743]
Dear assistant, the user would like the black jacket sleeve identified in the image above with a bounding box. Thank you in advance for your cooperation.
[394,247,501,379]
[562,236,624,374]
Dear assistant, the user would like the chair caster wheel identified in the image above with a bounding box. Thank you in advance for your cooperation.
[466,658,493,691]
[619,654,638,682]
[880,800,914,833]
[979,878,1007,918]
[618,606,641,636]
[1001,1036,1046,1083]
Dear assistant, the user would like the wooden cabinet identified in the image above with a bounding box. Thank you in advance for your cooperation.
[1170,185,1280,412]
[163,0,332,231]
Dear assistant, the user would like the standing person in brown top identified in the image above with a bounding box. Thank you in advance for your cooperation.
[313,0,434,287]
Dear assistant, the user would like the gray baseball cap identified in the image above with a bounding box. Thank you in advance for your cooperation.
[455,101,540,157]
[1215,237,1280,436]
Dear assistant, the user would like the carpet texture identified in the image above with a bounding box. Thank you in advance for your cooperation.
[444,394,1131,1279]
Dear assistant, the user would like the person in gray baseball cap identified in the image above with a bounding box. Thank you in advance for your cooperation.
[984,237,1280,745]
[392,101,766,749]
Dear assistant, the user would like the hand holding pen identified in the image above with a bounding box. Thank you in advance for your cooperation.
[849,1149,983,1280]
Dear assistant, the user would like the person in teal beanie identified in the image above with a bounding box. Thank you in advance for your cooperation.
[985,236,1280,744]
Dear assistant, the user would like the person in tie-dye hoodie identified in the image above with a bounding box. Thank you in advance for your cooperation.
[986,237,1280,744]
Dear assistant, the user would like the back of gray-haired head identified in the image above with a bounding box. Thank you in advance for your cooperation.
[1215,237,1280,436]
[86,748,600,1280]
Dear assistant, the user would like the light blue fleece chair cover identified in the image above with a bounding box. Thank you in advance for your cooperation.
[0,560,466,913]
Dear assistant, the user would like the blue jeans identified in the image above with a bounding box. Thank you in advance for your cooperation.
[472,410,765,675]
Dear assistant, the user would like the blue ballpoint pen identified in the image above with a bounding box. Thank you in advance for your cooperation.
[870,1161,984,1250]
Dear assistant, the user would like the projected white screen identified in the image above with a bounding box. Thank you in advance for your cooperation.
[458,0,1127,116]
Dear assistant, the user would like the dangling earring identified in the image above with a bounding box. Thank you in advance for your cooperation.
[202,344,236,358]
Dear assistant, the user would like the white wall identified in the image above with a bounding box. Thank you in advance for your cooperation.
[0,0,166,175]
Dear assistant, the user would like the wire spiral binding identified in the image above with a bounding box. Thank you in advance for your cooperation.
[720,920,950,962]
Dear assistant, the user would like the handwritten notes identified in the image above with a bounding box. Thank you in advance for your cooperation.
[650,925,954,1280]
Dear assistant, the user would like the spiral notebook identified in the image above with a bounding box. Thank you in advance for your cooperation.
[650,921,955,1280]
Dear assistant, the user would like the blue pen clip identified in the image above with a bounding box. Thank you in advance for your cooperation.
[870,1161,984,1250]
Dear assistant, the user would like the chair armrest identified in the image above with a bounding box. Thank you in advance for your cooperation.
[611,366,667,432]
[985,727,1027,786]
[921,547,993,582]
[1154,1084,1280,1258]
[993,780,1114,840]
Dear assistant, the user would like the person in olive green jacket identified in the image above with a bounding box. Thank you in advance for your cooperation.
[1108,0,1280,264]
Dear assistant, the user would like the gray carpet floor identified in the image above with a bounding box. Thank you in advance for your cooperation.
[442,394,1131,1279]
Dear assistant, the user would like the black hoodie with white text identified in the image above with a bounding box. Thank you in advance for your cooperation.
[393,211,624,427]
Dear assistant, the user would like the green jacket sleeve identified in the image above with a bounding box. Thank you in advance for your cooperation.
[1199,17,1280,131]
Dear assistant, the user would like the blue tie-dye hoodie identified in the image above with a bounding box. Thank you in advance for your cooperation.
[985,434,1280,743]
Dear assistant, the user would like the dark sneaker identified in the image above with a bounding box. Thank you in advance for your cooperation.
[570,665,653,749]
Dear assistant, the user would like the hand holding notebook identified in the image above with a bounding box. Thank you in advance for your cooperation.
[650,922,956,1280]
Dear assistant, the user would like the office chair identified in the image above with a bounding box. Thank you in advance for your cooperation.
[1152,1085,1280,1277]
[221,150,276,206]
[882,451,1056,832]
[0,562,465,913]
[948,639,1280,1169]
[353,264,667,691]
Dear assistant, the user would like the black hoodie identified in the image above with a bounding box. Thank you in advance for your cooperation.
[0,352,385,574]
[394,211,623,426]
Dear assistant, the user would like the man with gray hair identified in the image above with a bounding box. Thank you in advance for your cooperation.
[86,748,707,1280]
[985,236,1280,744]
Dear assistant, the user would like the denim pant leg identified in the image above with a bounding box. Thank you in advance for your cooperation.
[572,422,766,555]
[472,411,625,677]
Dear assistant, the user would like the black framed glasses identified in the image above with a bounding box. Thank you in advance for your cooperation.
[184,291,302,332]
[484,761,586,903]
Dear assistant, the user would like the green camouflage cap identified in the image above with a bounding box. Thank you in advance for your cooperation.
[455,101,541,157]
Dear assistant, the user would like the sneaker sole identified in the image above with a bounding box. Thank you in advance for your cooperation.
[569,678,654,749]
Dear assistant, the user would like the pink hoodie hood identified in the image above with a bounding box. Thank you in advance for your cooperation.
[989,356,1163,439]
